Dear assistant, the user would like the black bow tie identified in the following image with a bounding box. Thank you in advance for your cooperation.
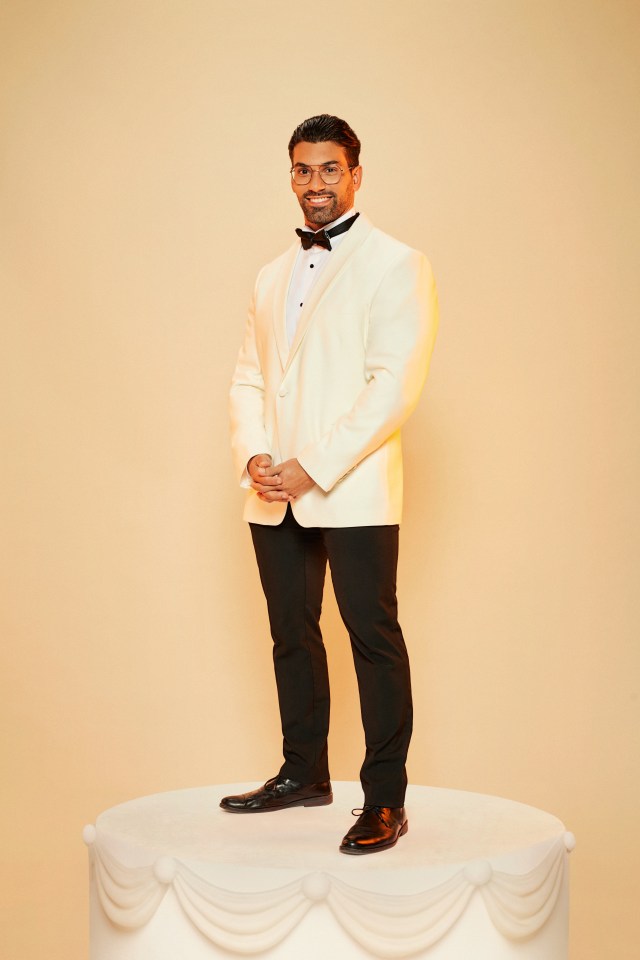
[295,212,360,251]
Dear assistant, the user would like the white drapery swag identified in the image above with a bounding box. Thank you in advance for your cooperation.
[85,830,575,957]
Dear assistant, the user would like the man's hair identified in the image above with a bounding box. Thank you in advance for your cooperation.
[288,114,361,168]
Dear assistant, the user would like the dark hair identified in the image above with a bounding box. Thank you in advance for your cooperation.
[288,114,361,168]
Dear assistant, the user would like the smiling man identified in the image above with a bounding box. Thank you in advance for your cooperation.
[224,115,439,854]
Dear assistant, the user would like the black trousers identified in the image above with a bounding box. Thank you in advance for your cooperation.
[250,504,413,807]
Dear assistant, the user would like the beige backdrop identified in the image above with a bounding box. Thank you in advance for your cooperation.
[1,1,639,958]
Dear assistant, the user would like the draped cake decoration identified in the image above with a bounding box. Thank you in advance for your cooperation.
[83,826,575,958]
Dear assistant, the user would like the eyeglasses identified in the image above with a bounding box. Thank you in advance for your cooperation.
[290,163,356,186]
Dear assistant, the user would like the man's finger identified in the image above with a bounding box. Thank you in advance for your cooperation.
[252,474,281,486]
[251,476,282,488]
[253,486,288,499]
[261,463,287,478]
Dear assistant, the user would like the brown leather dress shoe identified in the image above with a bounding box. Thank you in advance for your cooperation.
[339,805,408,854]
[220,776,333,813]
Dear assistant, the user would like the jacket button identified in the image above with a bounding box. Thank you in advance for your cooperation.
[279,388,287,397]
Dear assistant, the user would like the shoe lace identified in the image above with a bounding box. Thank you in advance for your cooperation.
[351,805,388,824]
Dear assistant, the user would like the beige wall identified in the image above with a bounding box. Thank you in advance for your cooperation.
[1,1,638,957]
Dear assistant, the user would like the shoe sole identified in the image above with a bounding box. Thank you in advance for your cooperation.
[339,819,408,854]
[220,794,333,813]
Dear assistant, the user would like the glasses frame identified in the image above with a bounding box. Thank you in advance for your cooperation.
[290,163,357,186]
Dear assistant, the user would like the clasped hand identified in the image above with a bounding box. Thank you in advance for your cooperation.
[248,454,315,503]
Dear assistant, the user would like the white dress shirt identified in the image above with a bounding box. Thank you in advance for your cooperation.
[285,208,356,347]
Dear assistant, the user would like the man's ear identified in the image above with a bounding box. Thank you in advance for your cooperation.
[352,166,363,190]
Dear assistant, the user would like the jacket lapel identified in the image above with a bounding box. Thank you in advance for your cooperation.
[272,243,299,370]
[285,214,374,373]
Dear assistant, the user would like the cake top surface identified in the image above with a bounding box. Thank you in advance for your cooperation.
[94,781,567,890]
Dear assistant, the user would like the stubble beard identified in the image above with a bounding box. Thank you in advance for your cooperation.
[300,186,354,229]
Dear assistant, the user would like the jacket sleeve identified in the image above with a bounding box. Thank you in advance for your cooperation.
[229,269,272,484]
[296,249,439,492]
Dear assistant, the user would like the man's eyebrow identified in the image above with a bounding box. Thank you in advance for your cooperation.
[292,160,340,167]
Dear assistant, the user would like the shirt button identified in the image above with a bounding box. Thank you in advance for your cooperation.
[309,263,314,269]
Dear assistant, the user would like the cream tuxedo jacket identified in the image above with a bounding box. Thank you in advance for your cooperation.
[229,214,439,527]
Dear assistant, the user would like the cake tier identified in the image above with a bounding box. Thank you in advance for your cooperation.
[86,781,574,959]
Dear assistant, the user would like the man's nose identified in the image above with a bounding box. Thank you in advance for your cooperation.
[308,169,326,188]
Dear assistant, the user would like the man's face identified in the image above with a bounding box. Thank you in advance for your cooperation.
[290,140,362,229]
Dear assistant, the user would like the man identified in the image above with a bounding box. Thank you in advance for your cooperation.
[223,115,438,854]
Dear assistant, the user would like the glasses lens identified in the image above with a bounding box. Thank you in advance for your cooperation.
[320,165,341,184]
[291,165,343,185]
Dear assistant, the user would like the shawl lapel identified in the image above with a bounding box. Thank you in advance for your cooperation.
[272,243,299,371]
[272,215,374,375]
[286,214,373,373]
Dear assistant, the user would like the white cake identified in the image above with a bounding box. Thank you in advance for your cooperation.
[84,781,574,959]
